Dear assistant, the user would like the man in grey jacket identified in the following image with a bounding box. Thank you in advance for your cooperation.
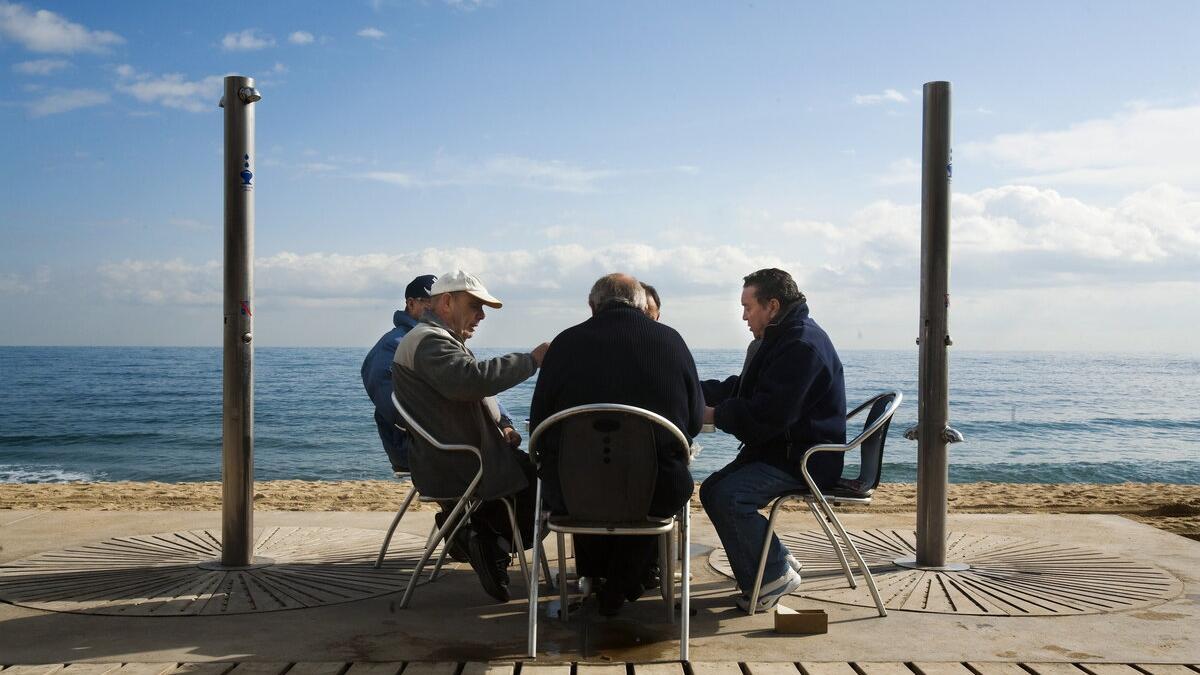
[392,269,549,602]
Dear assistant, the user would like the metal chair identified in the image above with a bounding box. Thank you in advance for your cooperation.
[526,403,692,661]
[385,392,532,609]
[746,390,902,617]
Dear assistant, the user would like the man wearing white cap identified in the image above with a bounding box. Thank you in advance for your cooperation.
[392,269,549,602]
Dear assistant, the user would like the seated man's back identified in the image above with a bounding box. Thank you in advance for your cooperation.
[529,273,703,614]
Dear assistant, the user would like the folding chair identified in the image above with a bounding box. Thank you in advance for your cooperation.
[386,393,532,609]
[746,390,902,617]
[526,403,692,660]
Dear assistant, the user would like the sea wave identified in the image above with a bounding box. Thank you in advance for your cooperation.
[0,464,102,484]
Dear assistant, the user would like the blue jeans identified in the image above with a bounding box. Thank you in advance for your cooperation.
[700,460,806,593]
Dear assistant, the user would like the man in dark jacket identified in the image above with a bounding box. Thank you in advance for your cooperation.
[361,274,437,471]
[699,268,846,612]
[530,273,704,615]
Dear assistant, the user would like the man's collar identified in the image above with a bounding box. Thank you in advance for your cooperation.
[421,310,465,343]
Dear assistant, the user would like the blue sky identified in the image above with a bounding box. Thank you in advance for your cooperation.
[2,1,1198,351]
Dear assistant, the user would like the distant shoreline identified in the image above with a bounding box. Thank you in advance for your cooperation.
[2,480,1197,541]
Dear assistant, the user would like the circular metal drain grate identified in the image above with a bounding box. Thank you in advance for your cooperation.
[0,527,432,616]
[708,529,1182,616]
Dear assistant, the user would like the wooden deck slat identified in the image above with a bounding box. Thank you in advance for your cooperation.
[222,664,292,675]
[0,667,67,675]
[687,664,743,675]
[285,664,347,675]
[743,663,800,675]
[166,665,235,675]
[1022,665,1087,675]
[60,665,123,675]
[575,666,625,675]
[911,664,974,675]
[966,664,1032,675]
[1134,666,1200,675]
[400,664,457,675]
[459,663,515,675]
[631,664,685,675]
[801,664,859,675]
[518,665,572,675]
[855,664,914,675]
[112,664,176,675]
[341,665,403,675]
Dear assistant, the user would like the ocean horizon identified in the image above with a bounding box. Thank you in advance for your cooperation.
[1,346,1197,485]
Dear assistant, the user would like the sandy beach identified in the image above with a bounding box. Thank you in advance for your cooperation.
[2,480,1197,541]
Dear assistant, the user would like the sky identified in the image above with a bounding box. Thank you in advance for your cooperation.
[1,1,1198,352]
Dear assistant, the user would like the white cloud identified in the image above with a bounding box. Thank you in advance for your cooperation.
[0,1,123,53]
[115,65,223,113]
[12,57,68,75]
[363,155,614,193]
[221,28,275,51]
[357,27,386,39]
[28,88,109,116]
[288,30,314,45]
[853,88,908,106]
[963,102,1200,189]
[875,157,920,186]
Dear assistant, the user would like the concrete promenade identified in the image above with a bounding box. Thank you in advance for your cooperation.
[0,509,1197,665]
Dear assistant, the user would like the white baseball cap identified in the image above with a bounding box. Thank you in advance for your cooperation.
[430,269,503,308]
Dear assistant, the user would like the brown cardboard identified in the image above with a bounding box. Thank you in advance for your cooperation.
[773,603,828,634]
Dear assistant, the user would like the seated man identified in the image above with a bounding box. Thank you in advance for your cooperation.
[640,281,661,321]
[530,273,703,615]
[698,268,847,612]
[392,269,550,602]
[361,274,437,471]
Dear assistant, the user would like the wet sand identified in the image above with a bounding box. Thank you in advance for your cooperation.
[2,480,1197,540]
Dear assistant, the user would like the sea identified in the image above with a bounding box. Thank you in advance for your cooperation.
[0,347,1197,485]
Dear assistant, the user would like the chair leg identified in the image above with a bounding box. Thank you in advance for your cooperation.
[557,531,569,621]
[748,496,789,616]
[430,503,474,582]
[527,480,543,658]
[815,496,887,617]
[807,499,856,588]
[663,526,676,624]
[374,486,420,569]
[540,545,556,592]
[503,497,531,591]
[680,498,690,663]
[399,494,472,609]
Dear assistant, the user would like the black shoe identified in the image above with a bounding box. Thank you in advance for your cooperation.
[466,531,510,603]
[597,582,625,617]
[624,581,646,602]
[641,563,661,590]
[434,512,471,564]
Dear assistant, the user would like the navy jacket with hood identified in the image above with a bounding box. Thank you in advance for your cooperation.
[702,301,847,488]
[362,310,421,471]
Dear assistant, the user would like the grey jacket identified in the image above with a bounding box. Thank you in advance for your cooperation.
[391,314,537,501]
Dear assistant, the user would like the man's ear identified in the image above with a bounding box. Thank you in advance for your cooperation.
[769,298,781,316]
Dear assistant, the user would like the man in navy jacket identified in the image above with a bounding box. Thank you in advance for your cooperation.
[699,268,846,612]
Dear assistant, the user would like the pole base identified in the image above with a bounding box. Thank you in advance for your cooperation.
[892,557,970,572]
[197,556,275,571]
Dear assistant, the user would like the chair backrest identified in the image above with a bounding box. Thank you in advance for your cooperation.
[846,391,901,491]
[390,392,481,457]
[530,404,690,523]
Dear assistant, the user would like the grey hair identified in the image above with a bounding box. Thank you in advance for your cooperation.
[588,273,647,312]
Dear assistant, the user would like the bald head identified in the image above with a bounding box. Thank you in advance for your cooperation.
[588,273,647,314]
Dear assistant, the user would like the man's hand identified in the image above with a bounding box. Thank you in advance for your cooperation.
[703,406,716,424]
[531,342,551,367]
[502,426,522,448]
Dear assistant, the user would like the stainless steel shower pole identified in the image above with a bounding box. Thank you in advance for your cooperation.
[220,75,261,567]
[897,80,967,571]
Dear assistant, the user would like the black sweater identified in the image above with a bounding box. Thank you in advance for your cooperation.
[529,305,704,514]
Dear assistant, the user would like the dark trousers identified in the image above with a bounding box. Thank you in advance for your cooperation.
[469,448,538,551]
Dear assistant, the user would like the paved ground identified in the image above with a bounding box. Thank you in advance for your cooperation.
[0,510,1197,664]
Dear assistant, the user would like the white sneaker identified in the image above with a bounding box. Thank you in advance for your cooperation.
[736,567,802,612]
